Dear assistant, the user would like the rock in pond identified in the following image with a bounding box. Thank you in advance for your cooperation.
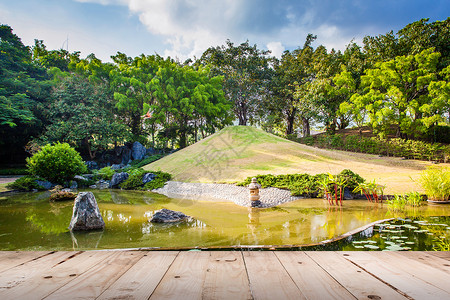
[69,192,105,231]
[109,172,129,188]
[150,208,191,223]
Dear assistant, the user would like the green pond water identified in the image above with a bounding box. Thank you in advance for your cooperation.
[0,189,449,251]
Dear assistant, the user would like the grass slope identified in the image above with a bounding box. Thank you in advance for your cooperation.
[144,126,449,194]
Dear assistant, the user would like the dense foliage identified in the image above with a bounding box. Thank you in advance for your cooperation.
[0,18,449,166]
[26,143,87,183]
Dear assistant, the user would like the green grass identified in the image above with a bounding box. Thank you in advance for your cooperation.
[143,125,450,194]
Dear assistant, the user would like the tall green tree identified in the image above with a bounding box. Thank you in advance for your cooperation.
[35,75,129,159]
[110,53,161,137]
[0,25,51,163]
[201,40,271,125]
[150,60,231,148]
[343,48,441,138]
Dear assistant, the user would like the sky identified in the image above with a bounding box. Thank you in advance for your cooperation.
[0,0,449,61]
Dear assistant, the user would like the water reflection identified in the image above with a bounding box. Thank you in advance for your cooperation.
[0,190,449,250]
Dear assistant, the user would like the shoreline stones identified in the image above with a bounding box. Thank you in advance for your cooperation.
[109,172,129,188]
[69,192,105,231]
[150,208,191,223]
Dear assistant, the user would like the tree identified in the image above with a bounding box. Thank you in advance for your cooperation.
[0,25,51,163]
[110,53,161,137]
[201,40,271,125]
[35,75,129,159]
[346,48,441,138]
[149,60,231,148]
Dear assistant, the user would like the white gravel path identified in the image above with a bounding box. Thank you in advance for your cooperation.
[152,181,302,208]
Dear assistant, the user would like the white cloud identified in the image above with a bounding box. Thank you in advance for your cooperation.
[266,41,284,58]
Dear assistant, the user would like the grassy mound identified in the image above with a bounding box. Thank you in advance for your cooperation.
[144,126,449,194]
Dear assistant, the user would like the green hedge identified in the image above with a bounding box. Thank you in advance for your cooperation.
[237,169,365,197]
[291,134,450,162]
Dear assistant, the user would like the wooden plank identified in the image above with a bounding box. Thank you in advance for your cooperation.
[150,251,210,300]
[202,251,251,300]
[98,251,178,300]
[306,252,407,300]
[342,252,450,299]
[368,252,450,292]
[275,251,356,300]
[0,251,51,273]
[428,251,450,260]
[44,251,145,300]
[0,251,78,292]
[0,251,114,300]
[392,252,450,274]
[243,251,305,300]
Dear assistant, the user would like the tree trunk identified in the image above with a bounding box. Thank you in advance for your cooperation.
[285,108,297,136]
[302,117,310,137]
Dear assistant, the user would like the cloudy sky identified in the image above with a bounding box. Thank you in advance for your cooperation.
[1,0,449,61]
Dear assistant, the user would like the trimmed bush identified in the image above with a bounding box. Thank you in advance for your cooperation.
[292,133,450,163]
[237,169,365,198]
[26,143,88,184]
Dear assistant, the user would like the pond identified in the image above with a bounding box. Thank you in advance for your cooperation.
[0,189,449,250]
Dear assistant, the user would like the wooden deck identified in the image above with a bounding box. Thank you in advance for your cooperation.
[0,251,449,299]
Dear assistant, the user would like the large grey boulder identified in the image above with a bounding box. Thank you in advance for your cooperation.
[132,141,147,161]
[109,172,129,188]
[69,192,105,231]
[150,208,191,223]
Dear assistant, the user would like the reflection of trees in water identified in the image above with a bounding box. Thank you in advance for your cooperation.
[25,202,73,235]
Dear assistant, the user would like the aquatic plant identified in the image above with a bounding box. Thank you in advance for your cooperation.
[353,179,385,203]
[419,166,450,201]
[387,192,426,211]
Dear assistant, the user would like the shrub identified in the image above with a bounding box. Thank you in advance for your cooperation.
[119,168,146,189]
[419,166,450,201]
[98,166,115,180]
[143,171,172,190]
[6,176,45,191]
[237,170,365,198]
[26,143,87,184]
[119,168,172,190]
[0,168,28,175]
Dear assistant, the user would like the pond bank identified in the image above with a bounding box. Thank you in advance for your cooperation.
[152,181,302,208]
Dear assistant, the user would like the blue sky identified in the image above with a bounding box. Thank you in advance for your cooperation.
[1,0,449,61]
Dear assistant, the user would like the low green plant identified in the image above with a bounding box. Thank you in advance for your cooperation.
[237,170,364,200]
[119,168,172,190]
[119,168,146,189]
[6,176,45,191]
[143,171,172,190]
[130,154,164,168]
[0,168,28,175]
[387,192,426,211]
[419,166,450,201]
[98,166,115,180]
[26,143,88,184]
[387,194,407,211]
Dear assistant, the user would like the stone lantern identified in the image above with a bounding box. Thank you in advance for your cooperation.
[248,177,261,207]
